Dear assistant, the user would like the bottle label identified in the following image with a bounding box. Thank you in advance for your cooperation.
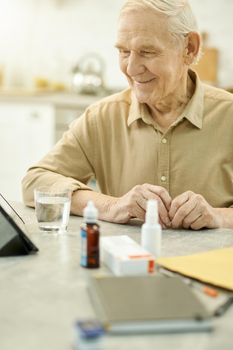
[80,227,87,267]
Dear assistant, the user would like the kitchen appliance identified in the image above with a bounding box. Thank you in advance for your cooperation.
[71,53,105,95]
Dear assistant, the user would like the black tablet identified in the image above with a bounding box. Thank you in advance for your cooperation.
[0,193,38,256]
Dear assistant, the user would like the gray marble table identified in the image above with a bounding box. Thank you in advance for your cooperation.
[0,203,233,350]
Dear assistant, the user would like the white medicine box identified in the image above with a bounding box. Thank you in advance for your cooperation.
[101,235,155,276]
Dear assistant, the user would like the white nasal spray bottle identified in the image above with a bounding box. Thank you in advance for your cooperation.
[141,199,161,258]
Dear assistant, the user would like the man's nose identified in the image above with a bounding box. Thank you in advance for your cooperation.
[126,52,144,76]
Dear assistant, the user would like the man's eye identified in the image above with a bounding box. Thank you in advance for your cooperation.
[119,49,130,57]
[140,51,155,56]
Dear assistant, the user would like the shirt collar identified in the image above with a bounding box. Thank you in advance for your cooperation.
[127,92,143,126]
[127,70,204,129]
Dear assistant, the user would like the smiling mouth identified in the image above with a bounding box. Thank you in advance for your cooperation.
[134,78,155,84]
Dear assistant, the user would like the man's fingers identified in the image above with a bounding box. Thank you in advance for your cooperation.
[143,190,171,227]
[189,215,206,230]
[171,198,197,228]
[134,196,147,220]
[136,193,170,226]
[141,184,172,226]
[169,191,192,219]
[182,207,202,229]
[117,184,172,226]
[148,186,172,211]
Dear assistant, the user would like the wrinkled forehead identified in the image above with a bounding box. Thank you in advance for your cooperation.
[116,9,173,47]
[118,7,169,32]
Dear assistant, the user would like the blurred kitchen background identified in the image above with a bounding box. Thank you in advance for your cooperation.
[0,0,233,201]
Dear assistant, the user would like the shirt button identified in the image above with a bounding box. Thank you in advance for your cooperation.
[161,176,166,182]
[161,138,167,144]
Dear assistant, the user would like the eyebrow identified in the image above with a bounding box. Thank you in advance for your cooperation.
[114,43,159,51]
[139,45,158,51]
[114,43,126,49]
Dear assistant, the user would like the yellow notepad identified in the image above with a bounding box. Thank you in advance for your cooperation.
[157,247,233,291]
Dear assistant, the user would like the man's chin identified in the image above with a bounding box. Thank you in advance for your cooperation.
[133,90,150,104]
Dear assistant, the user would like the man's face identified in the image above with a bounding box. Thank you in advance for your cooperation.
[116,9,187,106]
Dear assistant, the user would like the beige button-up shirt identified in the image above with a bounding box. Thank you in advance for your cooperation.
[22,71,233,208]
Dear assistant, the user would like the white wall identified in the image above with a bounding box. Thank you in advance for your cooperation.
[0,0,232,90]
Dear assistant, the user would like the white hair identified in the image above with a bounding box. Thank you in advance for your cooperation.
[120,0,202,63]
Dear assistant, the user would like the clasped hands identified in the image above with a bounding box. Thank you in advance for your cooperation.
[115,183,222,230]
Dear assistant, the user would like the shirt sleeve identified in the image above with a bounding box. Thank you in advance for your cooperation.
[22,107,97,207]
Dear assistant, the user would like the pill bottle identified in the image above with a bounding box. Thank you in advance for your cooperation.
[80,201,100,268]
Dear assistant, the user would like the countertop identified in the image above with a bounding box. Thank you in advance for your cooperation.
[0,203,233,350]
[0,88,119,109]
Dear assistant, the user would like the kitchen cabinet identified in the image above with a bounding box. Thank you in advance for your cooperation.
[0,103,55,201]
[0,92,103,201]
[54,106,84,141]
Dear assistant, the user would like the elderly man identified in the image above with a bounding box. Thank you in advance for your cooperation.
[22,0,233,229]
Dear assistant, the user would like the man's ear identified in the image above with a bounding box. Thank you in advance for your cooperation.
[184,32,201,65]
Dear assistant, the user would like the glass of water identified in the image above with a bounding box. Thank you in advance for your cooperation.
[34,187,71,233]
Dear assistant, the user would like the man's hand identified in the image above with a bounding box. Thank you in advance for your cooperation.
[169,191,222,230]
[71,184,171,226]
[109,184,172,226]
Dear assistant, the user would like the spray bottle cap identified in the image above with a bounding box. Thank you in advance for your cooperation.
[83,200,98,223]
[145,199,158,225]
